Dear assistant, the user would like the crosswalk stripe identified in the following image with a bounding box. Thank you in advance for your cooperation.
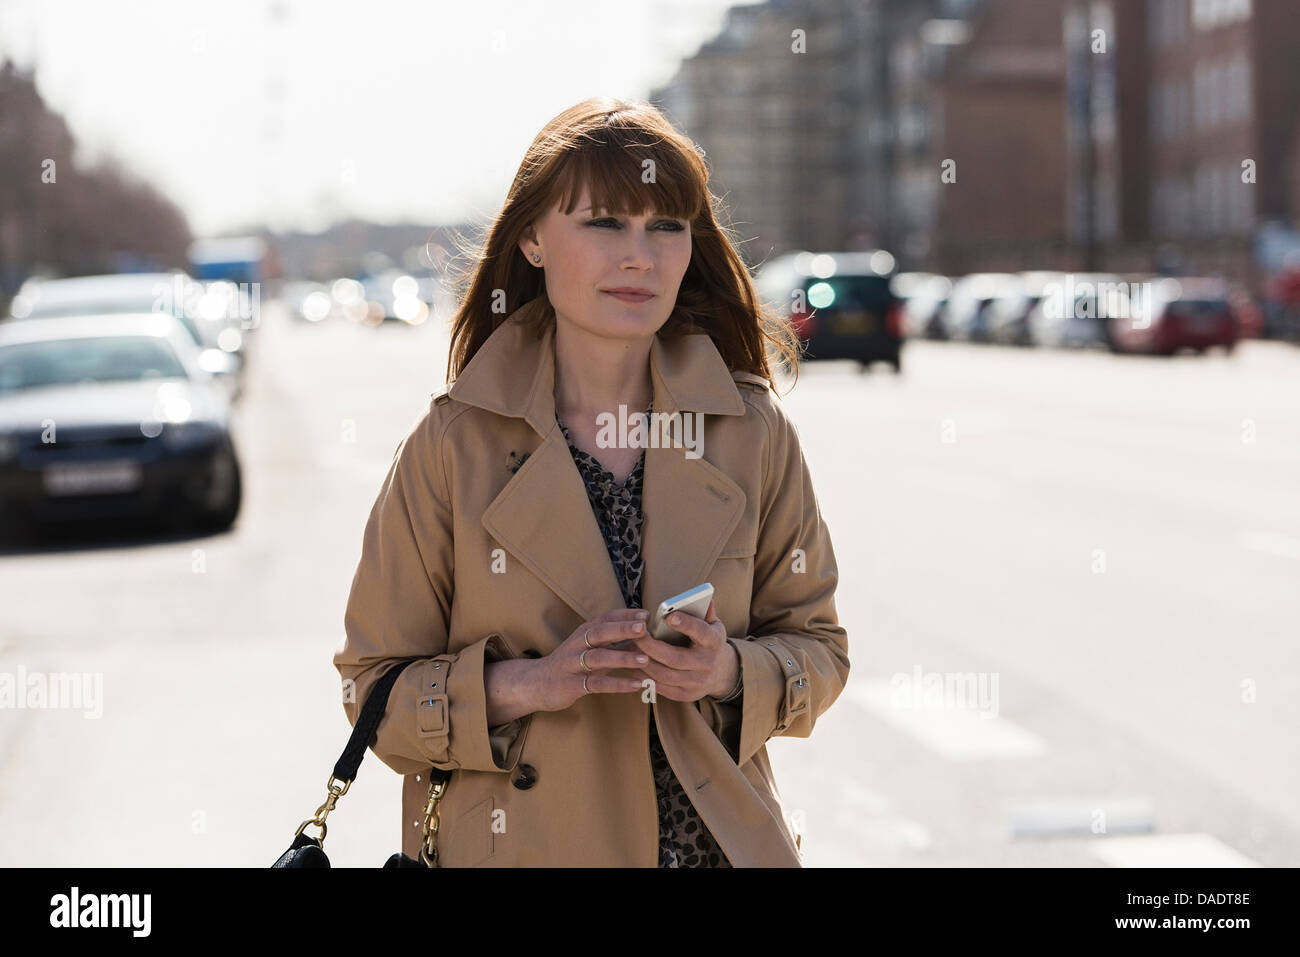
[845,678,1047,760]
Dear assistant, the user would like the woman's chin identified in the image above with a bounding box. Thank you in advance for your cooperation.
[568,313,667,340]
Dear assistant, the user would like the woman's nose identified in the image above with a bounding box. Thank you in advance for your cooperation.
[620,230,656,269]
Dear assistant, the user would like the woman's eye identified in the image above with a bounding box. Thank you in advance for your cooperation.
[586,219,685,231]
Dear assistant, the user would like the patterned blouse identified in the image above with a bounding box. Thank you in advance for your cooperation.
[555,399,734,868]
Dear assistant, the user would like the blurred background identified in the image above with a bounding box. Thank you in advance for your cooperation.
[0,0,1297,868]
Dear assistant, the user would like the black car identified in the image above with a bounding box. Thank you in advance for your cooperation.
[756,250,904,372]
[0,313,242,536]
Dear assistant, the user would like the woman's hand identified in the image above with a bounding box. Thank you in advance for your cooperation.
[632,599,740,703]
[532,608,653,713]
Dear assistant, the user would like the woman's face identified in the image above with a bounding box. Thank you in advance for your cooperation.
[520,182,692,342]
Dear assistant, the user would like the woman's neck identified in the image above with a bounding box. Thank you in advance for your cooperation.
[552,322,654,418]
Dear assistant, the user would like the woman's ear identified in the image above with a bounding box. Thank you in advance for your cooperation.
[518,225,541,265]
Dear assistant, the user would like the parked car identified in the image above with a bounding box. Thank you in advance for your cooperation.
[938,273,1018,342]
[1109,277,1238,356]
[755,250,904,372]
[0,313,242,535]
[893,272,952,340]
[1026,272,1127,350]
[6,272,245,400]
[987,271,1063,346]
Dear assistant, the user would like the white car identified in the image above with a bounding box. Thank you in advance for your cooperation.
[8,273,244,398]
[938,273,1018,342]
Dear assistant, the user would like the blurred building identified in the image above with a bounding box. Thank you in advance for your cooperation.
[945,0,1300,288]
[885,1,985,268]
[652,0,988,268]
[930,0,1068,274]
[652,0,813,267]
[652,0,1300,295]
[1076,0,1300,288]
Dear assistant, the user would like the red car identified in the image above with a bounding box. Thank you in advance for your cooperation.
[1109,278,1238,356]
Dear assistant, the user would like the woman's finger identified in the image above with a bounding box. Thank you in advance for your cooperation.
[637,660,703,693]
[581,673,650,694]
[583,616,649,647]
[661,603,722,650]
[640,677,688,701]
[580,648,649,672]
[634,636,706,673]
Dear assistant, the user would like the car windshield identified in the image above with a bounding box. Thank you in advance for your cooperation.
[804,275,892,310]
[0,335,189,394]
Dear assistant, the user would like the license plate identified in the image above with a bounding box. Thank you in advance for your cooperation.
[43,460,143,496]
[831,311,874,335]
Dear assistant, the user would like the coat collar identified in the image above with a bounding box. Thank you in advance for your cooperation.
[446,295,747,435]
[446,295,751,630]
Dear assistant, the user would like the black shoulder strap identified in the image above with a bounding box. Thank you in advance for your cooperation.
[332,659,451,786]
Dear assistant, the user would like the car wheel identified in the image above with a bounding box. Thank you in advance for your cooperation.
[195,447,242,533]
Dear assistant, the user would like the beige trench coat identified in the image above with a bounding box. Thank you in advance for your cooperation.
[333,295,849,866]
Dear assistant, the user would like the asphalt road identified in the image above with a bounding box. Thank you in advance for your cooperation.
[1,302,1296,867]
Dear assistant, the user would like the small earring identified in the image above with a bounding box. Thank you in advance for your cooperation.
[531,253,541,264]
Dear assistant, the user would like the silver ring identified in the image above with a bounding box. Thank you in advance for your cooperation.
[584,628,593,649]
[579,649,592,673]
[583,675,592,694]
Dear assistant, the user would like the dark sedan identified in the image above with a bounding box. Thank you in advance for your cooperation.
[0,313,242,536]
[756,250,904,373]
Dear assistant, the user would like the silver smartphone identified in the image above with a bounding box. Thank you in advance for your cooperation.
[647,583,714,647]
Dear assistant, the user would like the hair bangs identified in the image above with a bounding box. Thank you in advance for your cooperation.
[550,132,705,224]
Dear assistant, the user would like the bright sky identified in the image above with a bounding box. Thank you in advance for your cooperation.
[0,0,737,236]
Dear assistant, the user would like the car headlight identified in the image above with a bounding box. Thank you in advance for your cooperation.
[162,421,224,449]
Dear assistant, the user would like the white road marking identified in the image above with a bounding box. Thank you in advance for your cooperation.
[1090,833,1260,868]
[846,678,1047,760]
[1009,797,1155,837]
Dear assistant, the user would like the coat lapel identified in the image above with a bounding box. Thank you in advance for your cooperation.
[449,297,748,639]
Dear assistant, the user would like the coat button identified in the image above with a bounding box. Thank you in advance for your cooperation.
[512,763,538,789]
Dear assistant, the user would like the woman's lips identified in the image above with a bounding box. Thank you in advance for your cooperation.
[603,290,655,304]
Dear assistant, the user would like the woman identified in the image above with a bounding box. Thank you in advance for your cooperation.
[333,97,849,867]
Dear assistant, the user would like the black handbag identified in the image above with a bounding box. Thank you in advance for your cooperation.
[272,659,452,868]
